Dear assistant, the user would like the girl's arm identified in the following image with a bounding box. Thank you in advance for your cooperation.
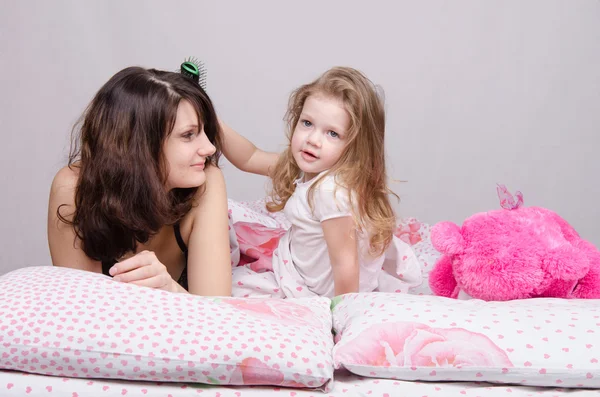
[47,166,102,273]
[186,165,232,296]
[219,118,279,176]
[322,216,360,295]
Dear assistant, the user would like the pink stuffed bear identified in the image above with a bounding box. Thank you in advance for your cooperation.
[429,185,600,301]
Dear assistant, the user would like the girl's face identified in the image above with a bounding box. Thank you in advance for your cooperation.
[291,94,350,181]
[163,99,216,190]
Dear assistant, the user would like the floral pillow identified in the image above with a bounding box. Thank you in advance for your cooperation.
[332,292,600,388]
[0,266,334,390]
[228,199,290,271]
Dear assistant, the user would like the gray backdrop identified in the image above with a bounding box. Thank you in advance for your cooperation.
[1,0,598,275]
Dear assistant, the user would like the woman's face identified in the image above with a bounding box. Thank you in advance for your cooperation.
[163,99,216,190]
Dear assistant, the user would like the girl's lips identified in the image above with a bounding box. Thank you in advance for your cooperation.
[301,150,318,162]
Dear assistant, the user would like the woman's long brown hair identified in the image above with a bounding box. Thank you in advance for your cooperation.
[58,67,222,263]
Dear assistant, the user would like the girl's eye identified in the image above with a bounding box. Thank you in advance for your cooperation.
[302,120,312,128]
[182,131,195,139]
[328,131,339,138]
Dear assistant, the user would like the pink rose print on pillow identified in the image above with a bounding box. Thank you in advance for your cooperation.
[265,299,317,325]
[229,357,309,387]
[394,221,423,246]
[234,222,286,272]
[230,357,284,385]
[223,298,315,327]
[335,322,513,368]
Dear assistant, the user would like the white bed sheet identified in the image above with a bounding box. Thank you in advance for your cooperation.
[1,369,598,397]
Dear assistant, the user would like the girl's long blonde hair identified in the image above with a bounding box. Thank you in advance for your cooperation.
[267,66,397,256]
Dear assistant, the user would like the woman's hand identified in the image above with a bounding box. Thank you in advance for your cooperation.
[110,250,176,292]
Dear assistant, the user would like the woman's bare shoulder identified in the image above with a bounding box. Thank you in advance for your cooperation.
[50,165,79,200]
[49,166,80,221]
[180,165,227,238]
[191,165,226,203]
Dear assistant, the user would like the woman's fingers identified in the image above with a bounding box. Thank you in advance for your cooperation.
[110,251,156,276]
[128,275,172,290]
[113,265,156,283]
[110,250,174,292]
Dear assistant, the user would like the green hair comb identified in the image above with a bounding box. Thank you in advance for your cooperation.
[180,56,207,91]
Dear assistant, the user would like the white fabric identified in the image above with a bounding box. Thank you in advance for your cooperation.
[272,171,422,298]
[332,292,600,388]
[0,266,334,389]
[3,367,597,396]
[231,263,285,298]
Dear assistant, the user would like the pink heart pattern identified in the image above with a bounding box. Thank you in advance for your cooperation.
[1,365,597,396]
[0,266,333,389]
[331,292,600,388]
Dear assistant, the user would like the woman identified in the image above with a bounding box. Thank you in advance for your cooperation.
[47,65,232,296]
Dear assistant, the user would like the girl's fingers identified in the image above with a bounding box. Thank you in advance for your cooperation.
[110,251,155,276]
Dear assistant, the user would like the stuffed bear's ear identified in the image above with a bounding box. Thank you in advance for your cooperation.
[431,221,464,255]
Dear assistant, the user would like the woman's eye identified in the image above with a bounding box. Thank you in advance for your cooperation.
[328,131,339,138]
[302,120,312,128]
[182,131,195,139]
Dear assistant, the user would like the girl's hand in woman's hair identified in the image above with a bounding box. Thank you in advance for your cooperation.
[109,251,176,292]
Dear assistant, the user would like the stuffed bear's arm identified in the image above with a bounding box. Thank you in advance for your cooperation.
[429,255,459,298]
[540,207,592,281]
[573,257,600,298]
[571,239,600,298]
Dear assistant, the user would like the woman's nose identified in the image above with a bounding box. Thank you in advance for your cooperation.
[198,132,216,156]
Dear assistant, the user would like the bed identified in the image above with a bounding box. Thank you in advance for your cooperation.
[3,368,598,396]
[1,199,599,396]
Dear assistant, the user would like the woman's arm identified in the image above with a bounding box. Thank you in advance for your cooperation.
[321,216,360,296]
[49,167,196,294]
[219,118,279,176]
[47,166,101,272]
[186,165,232,296]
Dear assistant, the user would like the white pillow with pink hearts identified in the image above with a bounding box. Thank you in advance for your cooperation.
[0,266,334,390]
[331,292,600,388]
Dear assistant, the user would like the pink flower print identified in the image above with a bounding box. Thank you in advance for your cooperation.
[225,299,275,316]
[280,379,310,388]
[229,357,312,387]
[264,299,315,326]
[223,299,314,326]
[394,221,422,246]
[336,322,513,368]
[231,357,285,385]
[234,222,286,272]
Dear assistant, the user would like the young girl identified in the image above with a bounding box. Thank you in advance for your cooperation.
[222,66,422,298]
